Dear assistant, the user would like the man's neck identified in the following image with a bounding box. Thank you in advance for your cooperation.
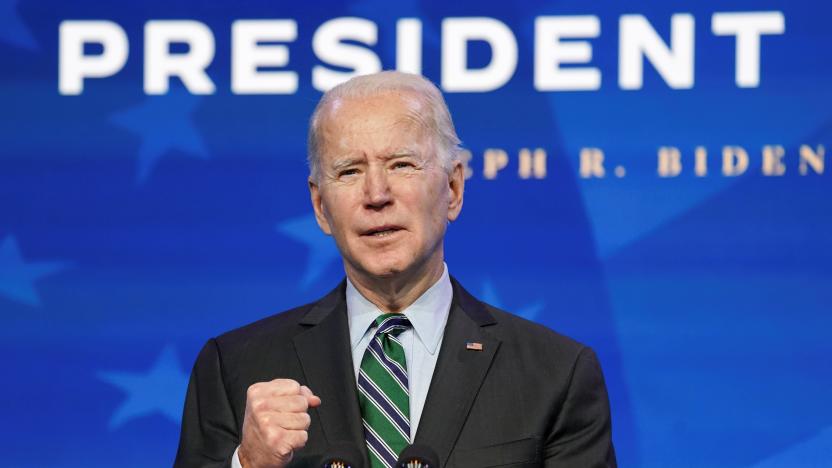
[345,258,445,313]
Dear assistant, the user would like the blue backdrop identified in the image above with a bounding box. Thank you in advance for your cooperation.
[2,0,830,466]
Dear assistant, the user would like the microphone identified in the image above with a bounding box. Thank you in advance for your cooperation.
[319,442,364,468]
[395,444,440,468]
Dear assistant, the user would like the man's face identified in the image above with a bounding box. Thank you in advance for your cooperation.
[309,91,464,281]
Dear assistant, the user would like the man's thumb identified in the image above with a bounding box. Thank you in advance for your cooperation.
[300,385,322,407]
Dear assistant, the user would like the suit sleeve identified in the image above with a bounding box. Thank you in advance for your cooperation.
[174,339,241,468]
[543,347,617,468]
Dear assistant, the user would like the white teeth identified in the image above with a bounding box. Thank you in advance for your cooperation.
[372,229,395,237]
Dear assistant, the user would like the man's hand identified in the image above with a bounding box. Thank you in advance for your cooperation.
[238,379,322,468]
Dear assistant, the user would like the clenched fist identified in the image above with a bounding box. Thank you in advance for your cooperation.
[238,379,322,468]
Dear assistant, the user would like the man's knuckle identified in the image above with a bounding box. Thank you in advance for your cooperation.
[282,412,302,428]
[275,440,294,457]
[257,413,270,427]
[281,396,300,410]
[280,379,301,394]
[266,428,283,447]
[284,413,300,427]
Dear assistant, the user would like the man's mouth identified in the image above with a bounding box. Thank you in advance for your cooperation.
[362,226,403,238]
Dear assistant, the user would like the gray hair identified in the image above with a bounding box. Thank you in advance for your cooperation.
[307,71,462,182]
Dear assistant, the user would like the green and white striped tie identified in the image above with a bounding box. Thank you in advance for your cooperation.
[358,313,411,468]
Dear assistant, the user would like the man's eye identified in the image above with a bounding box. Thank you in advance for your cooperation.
[392,161,414,170]
[339,169,359,177]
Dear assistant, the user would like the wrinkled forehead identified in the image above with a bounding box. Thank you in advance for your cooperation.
[317,91,433,145]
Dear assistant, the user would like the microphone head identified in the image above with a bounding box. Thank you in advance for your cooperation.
[319,442,364,468]
[395,444,440,468]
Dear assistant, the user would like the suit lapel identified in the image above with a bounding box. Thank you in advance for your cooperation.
[414,278,501,465]
[293,283,366,460]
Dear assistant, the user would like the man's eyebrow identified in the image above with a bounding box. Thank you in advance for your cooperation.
[330,151,419,171]
[330,157,362,171]
[383,151,419,160]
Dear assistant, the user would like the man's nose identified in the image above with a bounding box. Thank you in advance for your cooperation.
[363,165,393,210]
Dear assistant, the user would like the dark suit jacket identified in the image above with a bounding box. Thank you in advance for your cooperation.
[174,278,616,467]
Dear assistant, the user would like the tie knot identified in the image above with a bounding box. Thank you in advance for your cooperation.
[373,313,411,337]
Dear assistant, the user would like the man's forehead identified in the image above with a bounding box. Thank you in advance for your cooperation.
[316,93,433,155]
[326,139,428,164]
[320,90,425,124]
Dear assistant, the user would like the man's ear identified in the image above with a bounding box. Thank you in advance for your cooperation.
[309,178,333,235]
[447,160,465,222]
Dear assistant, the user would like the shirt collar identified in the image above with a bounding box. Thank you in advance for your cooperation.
[346,263,452,355]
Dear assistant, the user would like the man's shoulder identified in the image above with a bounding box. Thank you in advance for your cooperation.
[486,303,585,349]
[213,281,346,352]
[452,278,586,357]
[457,293,591,379]
[214,301,312,348]
[473,301,602,389]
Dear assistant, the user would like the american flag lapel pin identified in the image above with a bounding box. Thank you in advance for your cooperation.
[466,342,483,351]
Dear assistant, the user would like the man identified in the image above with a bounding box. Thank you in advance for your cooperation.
[175,71,615,467]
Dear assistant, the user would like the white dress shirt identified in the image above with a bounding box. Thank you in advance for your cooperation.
[346,263,452,440]
[232,265,452,467]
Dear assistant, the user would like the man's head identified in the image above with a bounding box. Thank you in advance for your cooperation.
[307,71,465,284]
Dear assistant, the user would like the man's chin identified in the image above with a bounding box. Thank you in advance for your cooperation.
[362,264,406,279]
[349,258,411,280]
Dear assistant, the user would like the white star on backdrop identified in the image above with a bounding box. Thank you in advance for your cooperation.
[97,345,189,430]
[481,278,544,321]
[110,88,208,184]
[0,235,68,307]
[276,213,340,289]
[0,0,38,50]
